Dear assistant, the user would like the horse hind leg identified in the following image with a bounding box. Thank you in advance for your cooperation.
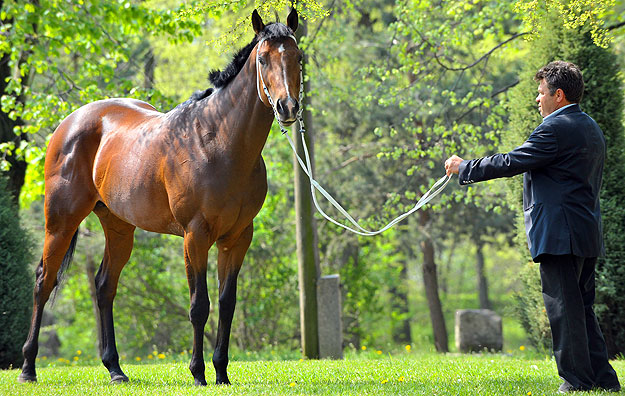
[19,197,93,382]
[93,203,136,383]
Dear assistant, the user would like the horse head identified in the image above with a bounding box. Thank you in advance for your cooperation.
[253,9,301,126]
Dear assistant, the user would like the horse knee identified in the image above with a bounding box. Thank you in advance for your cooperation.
[218,293,236,318]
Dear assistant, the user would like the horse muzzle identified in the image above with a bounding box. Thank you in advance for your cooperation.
[276,97,299,125]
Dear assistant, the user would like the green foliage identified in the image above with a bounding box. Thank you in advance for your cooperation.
[0,177,33,369]
[304,0,525,350]
[515,0,615,47]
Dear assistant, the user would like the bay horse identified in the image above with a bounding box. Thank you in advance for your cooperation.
[18,9,301,386]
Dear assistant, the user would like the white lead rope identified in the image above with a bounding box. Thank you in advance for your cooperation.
[286,129,452,236]
[256,34,453,236]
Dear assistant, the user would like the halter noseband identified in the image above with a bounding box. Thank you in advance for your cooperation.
[255,34,305,134]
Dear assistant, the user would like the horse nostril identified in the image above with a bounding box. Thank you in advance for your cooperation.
[276,98,287,115]
[291,100,299,115]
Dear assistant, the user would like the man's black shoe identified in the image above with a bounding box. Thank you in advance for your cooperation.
[597,383,621,393]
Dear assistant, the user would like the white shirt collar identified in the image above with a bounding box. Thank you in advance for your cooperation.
[543,103,577,121]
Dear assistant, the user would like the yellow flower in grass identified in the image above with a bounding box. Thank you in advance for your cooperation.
[381,379,388,384]
[135,357,141,362]
[376,350,382,355]
[405,344,411,352]
[289,382,296,387]
[398,376,405,382]
[148,354,153,359]
[519,345,526,351]
[157,353,165,359]
[361,346,367,351]
[73,356,79,361]
[527,392,532,396]
[76,350,82,355]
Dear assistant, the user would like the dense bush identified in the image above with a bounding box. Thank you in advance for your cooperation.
[506,14,625,356]
[512,262,551,352]
[0,177,33,369]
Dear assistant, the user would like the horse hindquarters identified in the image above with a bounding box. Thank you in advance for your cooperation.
[19,110,102,382]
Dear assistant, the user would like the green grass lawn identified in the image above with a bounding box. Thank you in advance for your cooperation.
[1,353,623,395]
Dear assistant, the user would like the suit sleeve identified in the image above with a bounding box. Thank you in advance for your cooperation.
[458,125,558,185]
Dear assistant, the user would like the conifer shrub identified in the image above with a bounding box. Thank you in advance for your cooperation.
[0,177,33,369]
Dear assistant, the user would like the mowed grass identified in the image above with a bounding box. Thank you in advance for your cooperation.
[1,353,623,395]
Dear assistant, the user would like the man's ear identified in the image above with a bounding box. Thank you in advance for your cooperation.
[252,9,265,34]
[287,8,298,33]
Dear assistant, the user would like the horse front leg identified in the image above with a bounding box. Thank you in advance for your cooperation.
[212,225,253,385]
[183,228,212,386]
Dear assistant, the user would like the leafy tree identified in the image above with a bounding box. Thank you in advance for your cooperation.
[304,0,525,351]
[0,177,33,368]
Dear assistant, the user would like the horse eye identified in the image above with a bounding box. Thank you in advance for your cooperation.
[258,56,267,66]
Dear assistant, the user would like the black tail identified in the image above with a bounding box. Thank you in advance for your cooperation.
[50,229,79,304]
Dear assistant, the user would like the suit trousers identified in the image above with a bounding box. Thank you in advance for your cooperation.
[539,254,620,390]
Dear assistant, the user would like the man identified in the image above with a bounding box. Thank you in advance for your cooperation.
[445,61,621,393]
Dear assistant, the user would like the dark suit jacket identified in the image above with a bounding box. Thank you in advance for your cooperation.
[458,104,605,261]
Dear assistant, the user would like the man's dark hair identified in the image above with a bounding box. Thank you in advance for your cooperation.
[534,61,584,103]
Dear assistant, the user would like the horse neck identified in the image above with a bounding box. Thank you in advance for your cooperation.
[208,48,274,167]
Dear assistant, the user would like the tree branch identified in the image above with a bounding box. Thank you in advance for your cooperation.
[432,32,529,71]
[607,21,625,31]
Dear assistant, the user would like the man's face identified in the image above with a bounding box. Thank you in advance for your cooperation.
[536,79,558,117]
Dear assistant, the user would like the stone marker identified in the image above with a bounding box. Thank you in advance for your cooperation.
[455,309,503,353]
[317,274,343,359]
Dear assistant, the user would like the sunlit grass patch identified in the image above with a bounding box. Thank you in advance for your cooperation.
[1,353,623,395]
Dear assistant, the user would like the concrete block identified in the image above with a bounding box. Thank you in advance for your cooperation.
[455,309,503,353]
[317,274,343,359]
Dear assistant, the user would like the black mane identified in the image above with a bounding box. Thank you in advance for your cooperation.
[185,22,295,103]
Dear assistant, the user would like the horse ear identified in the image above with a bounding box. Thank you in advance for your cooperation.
[287,8,298,33]
[252,9,265,34]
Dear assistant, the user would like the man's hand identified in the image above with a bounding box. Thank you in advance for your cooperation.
[445,155,463,176]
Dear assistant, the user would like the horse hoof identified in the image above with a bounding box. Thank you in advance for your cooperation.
[194,378,207,386]
[17,373,37,383]
[110,373,129,384]
[216,377,231,385]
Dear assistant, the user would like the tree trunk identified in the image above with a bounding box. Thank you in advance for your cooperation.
[419,210,448,352]
[293,18,320,359]
[143,46,155,91]
[390,262,411,344]
[0,51,27,205]
[476,240,491,310]
[342,240,361,349]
